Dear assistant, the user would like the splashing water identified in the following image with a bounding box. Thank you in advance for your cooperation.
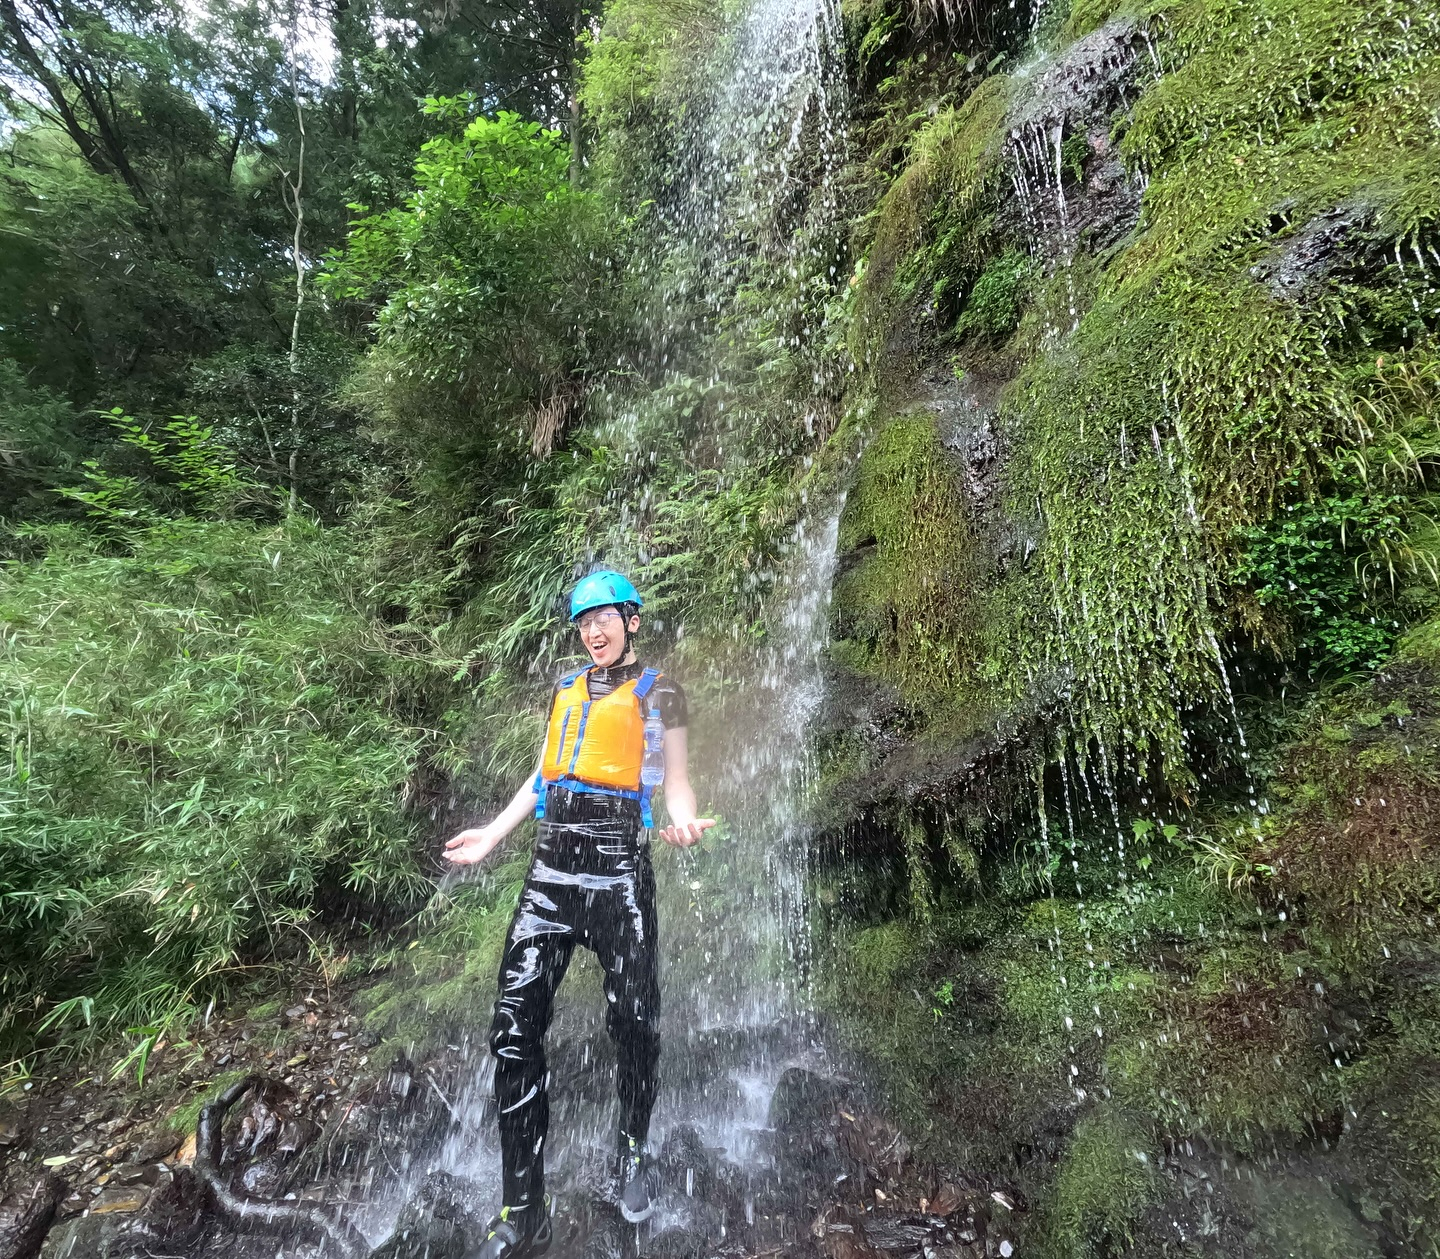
[355,0,855,1235]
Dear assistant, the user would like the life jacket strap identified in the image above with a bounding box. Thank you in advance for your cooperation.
[543,777,644,802]
[635,668,662,827]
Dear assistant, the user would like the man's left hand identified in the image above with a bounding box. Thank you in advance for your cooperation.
[659,817,716,847]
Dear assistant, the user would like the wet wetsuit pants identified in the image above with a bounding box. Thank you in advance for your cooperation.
[489,804,660,1212]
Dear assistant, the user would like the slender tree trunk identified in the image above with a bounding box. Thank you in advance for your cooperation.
[283,8,306,515]
[568,6,585,187]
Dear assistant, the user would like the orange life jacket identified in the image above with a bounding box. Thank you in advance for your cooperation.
[532,666,664,825]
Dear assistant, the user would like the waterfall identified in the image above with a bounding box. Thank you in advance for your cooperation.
[400,0,854,1226]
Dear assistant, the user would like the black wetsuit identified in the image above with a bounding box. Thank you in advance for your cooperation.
[489,660,687,1215]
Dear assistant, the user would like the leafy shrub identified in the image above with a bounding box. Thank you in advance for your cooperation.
[0,468,440,1056]
[323,102,621,470]
[1238,489,1406,672]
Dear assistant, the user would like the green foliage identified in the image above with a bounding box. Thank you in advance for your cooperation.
[326,103,618,470]
[1239,489,1406,672]
[1239,348,1440,672]
[0,361,88,519]
[579,0,719,133]
[59,409,257,526]
[0,506,439,1056]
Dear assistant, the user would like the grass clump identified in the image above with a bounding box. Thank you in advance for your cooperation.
[161,1067,253,1139]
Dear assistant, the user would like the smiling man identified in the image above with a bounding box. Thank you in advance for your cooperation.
[444,570,715,1259]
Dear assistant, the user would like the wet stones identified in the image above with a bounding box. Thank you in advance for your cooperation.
[767,1068,851,1135]
[369,1170,489,1259]
[0,1108,27,1154]
[577,1203,633,1259]
[644,1224,711,1259]
[0,1171,65,1259]
[36,1166,207,1259]
[765,1068,856,1203]
[212,1078,318,1199]
[812,1202,881,1259]
[834,1111,908,1185]
[1250,199,1382,304]
[658,1125,720,1202]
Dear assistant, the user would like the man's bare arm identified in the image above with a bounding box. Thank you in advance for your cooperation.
[657,727,715,847]
[444,758,542,865]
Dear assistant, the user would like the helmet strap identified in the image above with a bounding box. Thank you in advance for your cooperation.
[622,604,639,663]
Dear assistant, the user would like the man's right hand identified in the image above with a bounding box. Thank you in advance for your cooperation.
[444,826,502,865]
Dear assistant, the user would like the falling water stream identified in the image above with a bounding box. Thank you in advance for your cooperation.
[351,0,855,1242]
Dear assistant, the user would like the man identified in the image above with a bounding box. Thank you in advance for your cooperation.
[444,570,715,1259]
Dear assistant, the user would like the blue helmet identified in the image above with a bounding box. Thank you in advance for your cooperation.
[569,570,642,621]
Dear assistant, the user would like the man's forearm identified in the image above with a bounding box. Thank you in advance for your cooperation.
[489,776,541,840]
[664,779,700,826]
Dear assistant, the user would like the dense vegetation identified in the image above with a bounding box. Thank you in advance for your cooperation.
[2,0,1440,1250]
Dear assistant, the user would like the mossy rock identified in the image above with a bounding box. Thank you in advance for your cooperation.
[1038,1110,1161,1257]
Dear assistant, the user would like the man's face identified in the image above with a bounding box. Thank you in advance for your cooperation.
[576,605,640,667]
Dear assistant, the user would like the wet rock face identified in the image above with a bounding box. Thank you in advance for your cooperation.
[1001,18,1153,255]
[1250,199,1382,303]
[0,1171,65,1259]
[216,1078,318,1199]
[369,1170,487,1259]
[36,1167,207,1259]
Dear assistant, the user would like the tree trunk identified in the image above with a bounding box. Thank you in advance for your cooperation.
[284,6,307,514]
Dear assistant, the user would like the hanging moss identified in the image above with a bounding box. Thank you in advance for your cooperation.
[834,406,984,709]
[850,74,1012,372]
[842,0,1440,788]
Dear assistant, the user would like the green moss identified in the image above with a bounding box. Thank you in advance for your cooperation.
[1234,1173,1384,1259]
[834,407,981,706]
[1062,0,1136,41]
[969,0,1440,781]
[1041,1111,1161,1258]
[1339,986,1440,1249]
[955,249,1035,339]
[847,919,922,987]
[1257,612,1440,959]
[851,74,1012,371]
[833,0,1440,795]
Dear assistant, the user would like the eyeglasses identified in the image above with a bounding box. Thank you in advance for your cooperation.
[575,609,624,632]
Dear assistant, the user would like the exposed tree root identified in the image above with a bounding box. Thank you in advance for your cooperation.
[195,1074,371,1258]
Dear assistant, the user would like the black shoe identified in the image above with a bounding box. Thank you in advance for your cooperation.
[617,1137,660,1224]
[471,1205,552,1259]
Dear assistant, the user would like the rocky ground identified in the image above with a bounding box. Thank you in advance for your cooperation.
[0,986,1025,1259]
